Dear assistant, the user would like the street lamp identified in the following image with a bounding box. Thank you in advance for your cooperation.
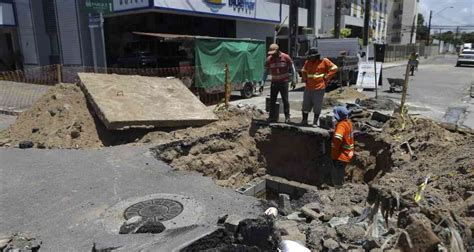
[426,6,454,45]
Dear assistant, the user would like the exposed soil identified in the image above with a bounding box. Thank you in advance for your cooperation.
[359,96,398,110]
[151,106,269,189]
[0,84,107,149]
[325,86,368,101]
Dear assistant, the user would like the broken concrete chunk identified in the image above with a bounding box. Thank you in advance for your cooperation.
[371,111,391,123]
[31,128,39,133]
[336,224,366,242]
[301,206,323,220]
[286,211,306,222]
[278,193,292,216]
[328,216,350,228]
[224,214,245,233]
[302,202,321,212]
[135,219,166,234]
[19,140,34,149]
[119,216,143,234]
[276,220,306,244]
[323,238,339,250]
[351,206,365,217]
[402,219,440,251]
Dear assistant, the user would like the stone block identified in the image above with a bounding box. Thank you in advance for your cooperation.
[224,214,246,233]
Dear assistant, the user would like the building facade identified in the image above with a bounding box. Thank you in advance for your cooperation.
[10,0,312,69]
[386,0,418,44]
[320,0,389,43]
[0,0,21,71]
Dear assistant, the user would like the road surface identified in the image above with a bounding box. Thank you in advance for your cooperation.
[232,55,474,128]
[366,55,474,128]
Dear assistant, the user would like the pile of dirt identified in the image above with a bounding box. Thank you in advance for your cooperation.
[326,87,368,101]
[151,106,269,188]
[0,84,108,149]
[359,96,398,110]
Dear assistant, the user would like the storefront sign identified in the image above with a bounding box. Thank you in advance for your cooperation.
[113,0,150,12]
[153,0,280,22]
[85,0,113,14]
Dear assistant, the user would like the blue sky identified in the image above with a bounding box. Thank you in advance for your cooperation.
[419,0,473,26]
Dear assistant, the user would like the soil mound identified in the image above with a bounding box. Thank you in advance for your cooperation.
[0,84,107,149]
[151,106,269,188]
[359,96,398,110]
[326,87,368,101]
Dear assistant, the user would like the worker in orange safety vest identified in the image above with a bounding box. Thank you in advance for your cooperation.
[331,106,354,186]
[301,48,338,126]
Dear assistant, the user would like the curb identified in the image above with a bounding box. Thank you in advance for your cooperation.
[0,108,22,116]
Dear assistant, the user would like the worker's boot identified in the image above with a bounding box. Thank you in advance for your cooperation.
[301,112,308,125]
[313,114,320,127]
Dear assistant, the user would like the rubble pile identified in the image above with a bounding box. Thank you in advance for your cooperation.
[250,113,473,251]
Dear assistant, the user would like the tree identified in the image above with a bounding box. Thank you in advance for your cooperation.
[329,28,352,38]
[416,13,429,41]
[461,32,474,43]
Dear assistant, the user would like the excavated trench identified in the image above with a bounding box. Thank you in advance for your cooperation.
[152,121,394,189]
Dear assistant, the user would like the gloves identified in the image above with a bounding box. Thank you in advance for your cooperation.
[291,81,296,90]
[259,81,265,93]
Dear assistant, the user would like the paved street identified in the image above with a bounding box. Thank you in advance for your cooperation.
[0,146,260,250]
[233,55,474,128]
[0,81,51,114]
[368,55,474,128]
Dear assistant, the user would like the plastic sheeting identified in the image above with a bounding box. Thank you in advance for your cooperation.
[194,39,265,89]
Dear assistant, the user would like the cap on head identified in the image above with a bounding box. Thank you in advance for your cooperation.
[307,47,320,59]
[268,43,279,55]
[333,106,349,121]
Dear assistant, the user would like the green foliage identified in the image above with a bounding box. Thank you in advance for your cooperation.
[416,13,428,41]
[329,28,352,38]
[340,28,352,38]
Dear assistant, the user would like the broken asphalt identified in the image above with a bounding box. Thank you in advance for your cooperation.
[0,145,261,251]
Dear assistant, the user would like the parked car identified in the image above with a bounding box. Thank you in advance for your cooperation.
[456,50,474,67]
[116,51,157,68]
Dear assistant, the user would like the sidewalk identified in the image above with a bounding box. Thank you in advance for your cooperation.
[0,81,51,115]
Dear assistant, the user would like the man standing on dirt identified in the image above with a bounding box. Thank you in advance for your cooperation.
[331,106,354,186]
[262,43,296,123]
[300,48,338,126]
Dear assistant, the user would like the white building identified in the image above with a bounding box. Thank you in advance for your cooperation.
[319,0,389,43]
[386,0,419,44]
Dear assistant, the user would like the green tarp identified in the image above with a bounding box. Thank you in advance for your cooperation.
[194,39,265,89]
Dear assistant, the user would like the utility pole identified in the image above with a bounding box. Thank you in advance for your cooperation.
[426,10,432,45]
[363,0,371,46]
[409,14,416,44]
[455,26,459,46]
[334,0,342,38]
[288,0,298,59]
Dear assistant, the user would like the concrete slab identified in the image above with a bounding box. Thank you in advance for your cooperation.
[78,73,217,130]
[0,146,260,251]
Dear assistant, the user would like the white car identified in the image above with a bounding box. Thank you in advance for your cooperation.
[456,49,474,67]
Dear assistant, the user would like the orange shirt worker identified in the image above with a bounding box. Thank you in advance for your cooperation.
[331,106,354,186]
[300,48,338,126]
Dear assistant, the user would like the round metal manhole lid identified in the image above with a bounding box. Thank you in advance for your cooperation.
[124,199,184,222]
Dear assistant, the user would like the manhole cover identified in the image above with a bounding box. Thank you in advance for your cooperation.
[124,199,183,221]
